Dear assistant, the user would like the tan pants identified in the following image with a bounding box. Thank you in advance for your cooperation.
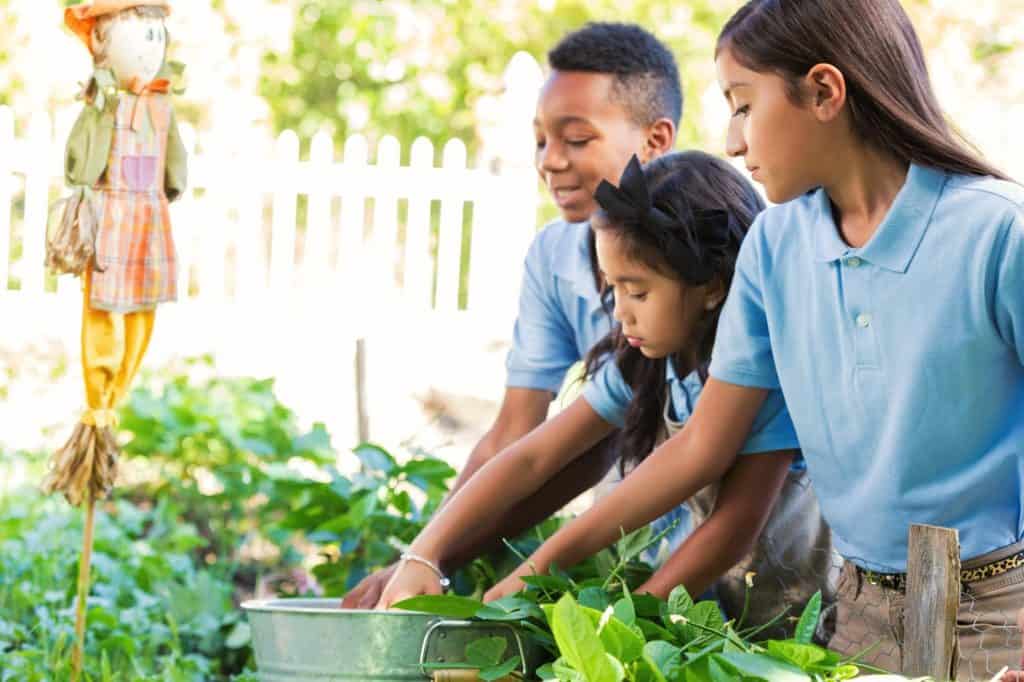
[828,543,1024,680]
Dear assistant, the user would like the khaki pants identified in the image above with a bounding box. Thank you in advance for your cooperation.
[828,543,1024,680]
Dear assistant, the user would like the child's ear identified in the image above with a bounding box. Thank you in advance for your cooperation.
[804,63,846,123]
[643,118,676,160]
[703,277,727,312]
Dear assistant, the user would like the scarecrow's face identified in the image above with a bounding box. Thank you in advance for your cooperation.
[97,12,167,88]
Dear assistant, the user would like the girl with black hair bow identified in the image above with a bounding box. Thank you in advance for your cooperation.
[377,151,834,638]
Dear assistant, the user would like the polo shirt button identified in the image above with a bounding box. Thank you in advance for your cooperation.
[846,257,862,268]
[856,313,872,328]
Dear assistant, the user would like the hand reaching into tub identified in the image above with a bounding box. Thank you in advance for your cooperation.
[483,569,528,603]
[341,564,398,609]
[375,554,447,610]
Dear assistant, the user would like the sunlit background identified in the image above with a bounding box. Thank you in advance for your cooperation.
[1,0,1022,464]
[0,2,1021,677]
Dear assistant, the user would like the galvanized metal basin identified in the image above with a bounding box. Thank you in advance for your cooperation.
[242,599,546,681]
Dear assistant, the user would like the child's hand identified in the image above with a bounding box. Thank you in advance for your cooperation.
[341,563,397,609]
[374,560,444,610]
[483,567,529,602]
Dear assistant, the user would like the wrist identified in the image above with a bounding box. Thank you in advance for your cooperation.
[400,551,451,589]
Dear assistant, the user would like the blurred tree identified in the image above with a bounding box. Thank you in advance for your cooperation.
[259,0,740,158]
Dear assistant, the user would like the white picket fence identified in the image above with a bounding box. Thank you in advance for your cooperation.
[0,115,539,315]
[0,53,547,450]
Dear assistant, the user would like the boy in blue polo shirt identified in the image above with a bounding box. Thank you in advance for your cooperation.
[342,22,685,608]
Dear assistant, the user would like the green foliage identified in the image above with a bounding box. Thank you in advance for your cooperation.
[0,492,253,680]
[117,355,462,598]
[1,356,463,678]
[260,1,741,155]
[119,355,336,564]
[271,441,455,595]
[401,579,886,681]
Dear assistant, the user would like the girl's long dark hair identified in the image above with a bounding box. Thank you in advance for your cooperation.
[583,151,765,472]
[717,0,1009,181]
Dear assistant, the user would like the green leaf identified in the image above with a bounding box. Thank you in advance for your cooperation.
[224,621,251,649]
[616,525,653,562]
[465,636,507,667]
[549,594,621,682]
[521,574,572,592]
[763,640,826,671]
[398,458,456,481]
[353,443,396,473]
[579,605,645,664]
[613,584,636,626]
[678,601,725,642]
[577,586,611,611]
[392,595,482,618]
[476,596,543,622]
[479,655,521,681]
[536,663,557,680]
[636,617,676,643]
[794,590,822,644]
[644,640,682,675]
[678,652,735,682]
[632,593,663,619]
[552,657,586,682]
[634,654,667,682]
[716,652,811,682]
[667,585,694,616]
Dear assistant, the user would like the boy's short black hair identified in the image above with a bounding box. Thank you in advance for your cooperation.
[547,22,683,128]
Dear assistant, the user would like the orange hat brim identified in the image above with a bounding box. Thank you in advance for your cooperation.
[64,1,171,52]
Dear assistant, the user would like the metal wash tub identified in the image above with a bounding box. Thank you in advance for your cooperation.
[242,599,546,681]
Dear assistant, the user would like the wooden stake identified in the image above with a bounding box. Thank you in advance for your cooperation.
[355,337,369,443]
[71,491,97,682]
[903,523,960,681]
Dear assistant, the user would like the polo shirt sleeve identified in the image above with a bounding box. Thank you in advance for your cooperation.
[709,217,781,390]
[993,206,1024,365]
[505,232,580,393]
[739,388,800,455]
[581,358,633,428]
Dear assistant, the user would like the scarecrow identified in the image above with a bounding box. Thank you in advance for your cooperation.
[43,1,186,677]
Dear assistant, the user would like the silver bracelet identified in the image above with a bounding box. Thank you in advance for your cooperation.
[400,552,451,589]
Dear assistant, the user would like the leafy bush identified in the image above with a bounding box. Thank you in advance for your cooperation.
[118,355,336,567]
[0,491,254,681]
[270,442,455,595]
[1,357,466,678]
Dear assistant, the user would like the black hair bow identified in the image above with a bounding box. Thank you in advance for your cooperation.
[594,154,732,285]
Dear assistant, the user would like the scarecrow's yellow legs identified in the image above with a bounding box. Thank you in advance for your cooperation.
[71,272,155,682]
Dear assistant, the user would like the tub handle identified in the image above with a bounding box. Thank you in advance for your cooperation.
[431,671,519,681]
[419,620,528,679]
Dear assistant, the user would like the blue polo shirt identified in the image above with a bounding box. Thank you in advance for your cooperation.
[583,358,799,457]
[710,163,1024,572]
[506,220,610,392]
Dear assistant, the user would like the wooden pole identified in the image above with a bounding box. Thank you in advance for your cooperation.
[355,337,369,443]
[903,523,960,681]
[71,492,97,682]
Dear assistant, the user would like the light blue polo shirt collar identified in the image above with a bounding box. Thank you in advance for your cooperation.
[552,220,605,316]
[665,358,702,420]
[813,163,948,273]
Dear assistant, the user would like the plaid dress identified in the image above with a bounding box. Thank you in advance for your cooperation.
[90,91,177,312]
